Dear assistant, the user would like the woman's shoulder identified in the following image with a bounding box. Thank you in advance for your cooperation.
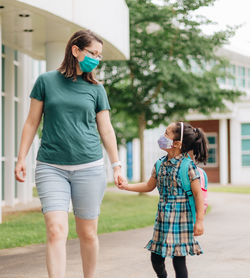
[37,70,59,82]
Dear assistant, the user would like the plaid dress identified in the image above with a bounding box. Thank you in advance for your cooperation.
[145,153,203,258]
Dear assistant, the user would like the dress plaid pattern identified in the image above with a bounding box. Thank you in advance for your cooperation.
[145,153,203,258]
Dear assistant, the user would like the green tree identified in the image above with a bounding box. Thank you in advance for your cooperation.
[100,0,242,181]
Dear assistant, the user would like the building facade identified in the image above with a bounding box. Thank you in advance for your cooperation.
[0,0,130,222]
[125,48,250,186]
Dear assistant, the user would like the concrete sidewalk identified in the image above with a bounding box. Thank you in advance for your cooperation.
[0,191,250,278]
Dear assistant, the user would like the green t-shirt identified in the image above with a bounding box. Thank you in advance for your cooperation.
[30,70,111,165]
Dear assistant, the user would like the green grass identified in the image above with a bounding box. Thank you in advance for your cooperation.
[209,185,250,194]
[0,192,158,249]
[33,187,38,197]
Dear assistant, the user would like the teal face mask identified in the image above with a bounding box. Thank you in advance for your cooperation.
[79,55,99,73]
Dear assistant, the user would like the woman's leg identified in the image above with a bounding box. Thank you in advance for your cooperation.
[44,211,69,278]
[172,256,188,278]
[151,252,168,278]
[35,164,71,278]
[70,165,107,278]
[75,217,99,278]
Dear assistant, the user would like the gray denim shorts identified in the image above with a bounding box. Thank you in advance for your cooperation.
[35,162,107,219]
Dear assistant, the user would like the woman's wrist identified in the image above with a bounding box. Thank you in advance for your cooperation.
[113,165,121,172]
[111,161,122,169]
[17,156,26,162]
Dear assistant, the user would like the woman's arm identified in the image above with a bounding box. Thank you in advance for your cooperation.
[191,178,204,236]
[119,176,157,193]
[96,110,125,185]
[15,98,44,182]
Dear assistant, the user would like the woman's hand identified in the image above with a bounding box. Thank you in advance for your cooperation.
[113,166,128,188]
[15,159,27,182]
[193,219,204,236]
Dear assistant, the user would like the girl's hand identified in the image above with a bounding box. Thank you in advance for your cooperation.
[117,175,128,190]
[15,159,26,182]
[194,220,204,236]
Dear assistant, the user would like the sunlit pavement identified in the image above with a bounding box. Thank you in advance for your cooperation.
[0,191,249,278]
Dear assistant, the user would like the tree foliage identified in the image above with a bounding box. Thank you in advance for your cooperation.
[99,0,242,180]
[100,0,241,140]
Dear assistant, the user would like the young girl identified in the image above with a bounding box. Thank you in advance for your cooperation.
[119,121,208,278]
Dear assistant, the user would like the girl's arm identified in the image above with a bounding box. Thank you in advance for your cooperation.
[15,98,44,182]
[96,110,126,186]
[191,179,204,236]
[119,176,157,193]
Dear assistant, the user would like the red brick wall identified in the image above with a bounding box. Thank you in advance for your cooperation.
[189,120,220,183]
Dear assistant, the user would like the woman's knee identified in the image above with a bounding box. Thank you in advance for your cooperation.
[75,218,98,242]
[77,227,98,242]
[46,222,68,242]
[45,212,68,243]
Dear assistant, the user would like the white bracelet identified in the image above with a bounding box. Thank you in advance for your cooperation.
[111,161,122,169]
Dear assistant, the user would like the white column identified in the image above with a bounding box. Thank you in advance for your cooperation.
[0,15,2,223]
[230,119,241,185]
[4,47,15,206]
[219,119,228,185]
[132,138,140,182]
[45,42,66,72]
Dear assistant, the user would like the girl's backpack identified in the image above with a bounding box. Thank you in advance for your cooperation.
[155,156,208,224]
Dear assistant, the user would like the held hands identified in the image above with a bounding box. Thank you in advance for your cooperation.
[117,175,129,190]
[14,159,26,182]
[113,166,128,189]
[193,220,204,236]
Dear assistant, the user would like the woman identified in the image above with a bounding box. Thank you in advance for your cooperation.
[15,30,126,278]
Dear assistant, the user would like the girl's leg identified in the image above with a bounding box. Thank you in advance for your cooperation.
[75,217,99,278]
[44,211,69,278]
[151,252,168,278]
[172,256,188,278]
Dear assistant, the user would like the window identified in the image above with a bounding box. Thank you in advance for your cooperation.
[228,64,236,87]
[237,66,245,88]
[241,123,250,166]
[248,69,250,89]
[218,67,226,85]
[14,65,18,97]
[15,102,18,157]
[206,133,218,166]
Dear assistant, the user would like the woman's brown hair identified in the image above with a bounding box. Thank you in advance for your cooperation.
[58,30,103,84]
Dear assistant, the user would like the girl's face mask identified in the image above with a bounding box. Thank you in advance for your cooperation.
[158,122,184,150]
[158,135,173,150]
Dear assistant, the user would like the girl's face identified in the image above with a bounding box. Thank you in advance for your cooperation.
[164,123,176,141]
[162,123,182,152]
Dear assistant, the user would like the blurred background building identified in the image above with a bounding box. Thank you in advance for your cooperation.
[122,48,250,186]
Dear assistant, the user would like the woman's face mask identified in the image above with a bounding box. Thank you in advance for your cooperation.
[78,55,99,73]
[158,135,173,150]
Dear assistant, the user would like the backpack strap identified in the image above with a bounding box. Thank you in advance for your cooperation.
[155,156,166,178]
[179,157,196,224]
[203,170,208,190]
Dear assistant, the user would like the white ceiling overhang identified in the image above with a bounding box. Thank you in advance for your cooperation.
[0,0,130,60]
